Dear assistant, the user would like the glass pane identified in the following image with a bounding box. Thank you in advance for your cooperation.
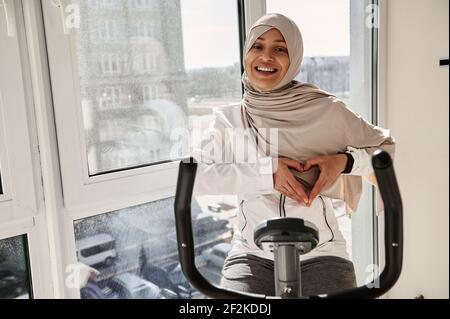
[74,196,233,299]
[73,0,241,175]
[0,235,32,299]
[266,0,375,285]
[267,0,350,100]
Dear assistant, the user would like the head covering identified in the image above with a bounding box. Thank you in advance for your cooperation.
[243,13,304,91]
[241,13,395,213]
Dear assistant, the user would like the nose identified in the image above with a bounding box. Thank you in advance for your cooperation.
[260,49,275,62]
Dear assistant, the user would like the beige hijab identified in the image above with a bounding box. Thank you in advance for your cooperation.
[241,13,395,213]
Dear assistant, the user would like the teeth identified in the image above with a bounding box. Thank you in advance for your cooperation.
[257,67,276,72]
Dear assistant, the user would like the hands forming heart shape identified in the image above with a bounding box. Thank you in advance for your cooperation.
[273,154,348,207]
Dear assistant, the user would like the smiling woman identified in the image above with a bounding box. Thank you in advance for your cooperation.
[193,12,395,297]
[244,29,291,91]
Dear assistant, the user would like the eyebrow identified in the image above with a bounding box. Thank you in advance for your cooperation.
[257,36,287,44]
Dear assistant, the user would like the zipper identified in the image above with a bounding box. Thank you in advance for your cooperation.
[319,196,335,242]
[279,194,286,217]
[239,199,248,234]
[279,194,282,217]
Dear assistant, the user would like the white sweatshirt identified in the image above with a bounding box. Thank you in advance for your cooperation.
[192,104,374,261]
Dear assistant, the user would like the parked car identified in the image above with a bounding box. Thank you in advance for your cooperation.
[109,273,177,299]
[76,234,117,267]
[0,269,28,299]
[207,204,222,213]
[201,242,231,268]
[168,264,204,299]
[193,213,230,237]
[140,263,191,299]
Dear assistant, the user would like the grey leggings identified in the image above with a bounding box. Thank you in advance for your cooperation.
[220,254,357,297]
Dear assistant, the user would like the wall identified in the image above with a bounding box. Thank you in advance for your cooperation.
[385,0,449,299]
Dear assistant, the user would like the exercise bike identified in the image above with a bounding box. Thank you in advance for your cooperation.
[174,150,403,299]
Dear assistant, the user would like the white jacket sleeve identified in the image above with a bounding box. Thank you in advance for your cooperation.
[192,108,275,196]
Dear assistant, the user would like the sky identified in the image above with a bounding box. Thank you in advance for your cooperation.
[180,0,350,70]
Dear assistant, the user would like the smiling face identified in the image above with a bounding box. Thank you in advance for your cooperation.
[245,28,291,91]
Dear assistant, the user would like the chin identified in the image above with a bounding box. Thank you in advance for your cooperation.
[254,81,280,92]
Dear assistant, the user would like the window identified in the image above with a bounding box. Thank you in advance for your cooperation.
[266,0,378,285]
[43,0,243,210]
[100,87,122,108]
[142,85,160,102]
[134,22,155,38]
[74,196,231,299]
[42,0,243,299]
[94,0,122,9]
[133,53,158,73]
[0,235,32,299]
[80,242,115,258]
[98,20,117,41]
[267,0,350,100]
[133,0,157,9]
[100,54,122,74]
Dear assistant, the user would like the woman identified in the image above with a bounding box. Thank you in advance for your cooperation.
[192,13,395,296]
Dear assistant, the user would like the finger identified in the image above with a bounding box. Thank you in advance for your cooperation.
[308,175,328,205]
[283,158,304,172]
[304,158,321,171]
[283,184,304,205]
[280,187,300,204]
[287,178,309,204]
[279,185,292,195]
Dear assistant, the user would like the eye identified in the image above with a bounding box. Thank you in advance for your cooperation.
[252,43,263,50]
[275,47,288,53]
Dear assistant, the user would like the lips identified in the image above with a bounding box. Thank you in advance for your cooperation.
[254,66,279,79]
[255,66,278,73]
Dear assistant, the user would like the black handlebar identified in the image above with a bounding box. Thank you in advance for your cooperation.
[174,150,403,299]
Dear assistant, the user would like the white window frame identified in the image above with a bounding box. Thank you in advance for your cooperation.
[0,92,12,202]
[244,0,266,32]
[0,2,39,224]
[0,0,56,298]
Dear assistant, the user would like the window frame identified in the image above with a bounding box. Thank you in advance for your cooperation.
[0,0,40,223]
[0,0,58,299]
[0,219,54,299]
[0,93,12,201]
